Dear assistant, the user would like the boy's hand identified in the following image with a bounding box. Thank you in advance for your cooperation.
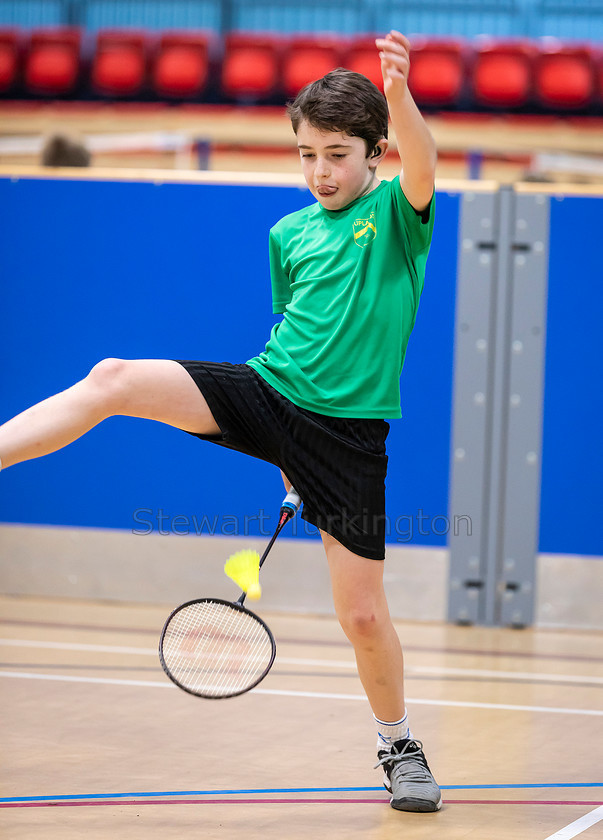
[375,30,436,212]
[375,30,411,98]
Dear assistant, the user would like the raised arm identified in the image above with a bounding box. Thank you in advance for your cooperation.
[375,30,437,212]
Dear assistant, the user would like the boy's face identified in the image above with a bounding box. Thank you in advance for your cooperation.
[296,120,385,211]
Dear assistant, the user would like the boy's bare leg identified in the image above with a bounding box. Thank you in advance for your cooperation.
[321,530,405,721]
[322,529,441,812]
[0,358,220,469]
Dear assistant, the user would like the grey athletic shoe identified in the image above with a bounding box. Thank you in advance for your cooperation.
[375,738,442,812]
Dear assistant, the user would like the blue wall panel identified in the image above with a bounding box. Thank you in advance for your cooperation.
[2,0,602,39]
[0,176,458,547]
[0,1,64,26]
[539,195,603,557]
[83,0,221,32]
[375,4,518,39]
[231,1,368,35]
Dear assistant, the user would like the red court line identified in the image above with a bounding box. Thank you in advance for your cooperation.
[2,799,601,810]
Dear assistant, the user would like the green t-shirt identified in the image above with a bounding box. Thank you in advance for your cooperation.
[247,176,434,419]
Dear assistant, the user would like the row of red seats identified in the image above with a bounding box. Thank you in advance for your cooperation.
[1,28,602,111]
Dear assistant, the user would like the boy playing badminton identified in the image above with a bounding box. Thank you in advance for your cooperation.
[0,31,440,812]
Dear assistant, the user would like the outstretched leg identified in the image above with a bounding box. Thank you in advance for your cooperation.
[0,358,220,469]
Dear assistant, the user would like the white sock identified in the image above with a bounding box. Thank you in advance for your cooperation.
[374,711,411,751]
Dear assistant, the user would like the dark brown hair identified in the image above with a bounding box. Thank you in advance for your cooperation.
[287,68,388,157]
[41,134,91,167]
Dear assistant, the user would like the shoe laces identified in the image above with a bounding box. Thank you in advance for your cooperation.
[374,739,430,783]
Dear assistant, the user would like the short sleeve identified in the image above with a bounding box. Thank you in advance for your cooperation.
[268,227,292,314]
[390,176,435,256]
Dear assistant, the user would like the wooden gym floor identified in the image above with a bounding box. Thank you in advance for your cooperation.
[0,595,601,839]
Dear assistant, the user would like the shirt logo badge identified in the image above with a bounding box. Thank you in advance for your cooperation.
[353,212,377,248]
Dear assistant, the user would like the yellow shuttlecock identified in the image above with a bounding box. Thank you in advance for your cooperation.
[224,549,262,599]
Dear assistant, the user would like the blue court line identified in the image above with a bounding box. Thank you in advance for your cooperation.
[1,783,601,804]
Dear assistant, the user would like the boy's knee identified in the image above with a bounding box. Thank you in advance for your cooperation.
[339,606,380,642]
[86,358,129,408]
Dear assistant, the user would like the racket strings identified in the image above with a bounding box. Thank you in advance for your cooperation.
[161,600,274,697]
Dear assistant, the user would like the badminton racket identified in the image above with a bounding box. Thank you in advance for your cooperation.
[159,488,301,699]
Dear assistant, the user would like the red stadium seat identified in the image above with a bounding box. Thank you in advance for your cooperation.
[472,40,535,108]
[0,29,21,93]
[408,38,467,107]
[25,28,81,95]
[221,33,282,101]
[153,31,212,99]
[92,30,148,97]
[282,36,346,98]
[344,36,383,91]
[534,41,595,109]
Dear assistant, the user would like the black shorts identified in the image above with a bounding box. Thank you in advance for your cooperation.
[176,361,390,560]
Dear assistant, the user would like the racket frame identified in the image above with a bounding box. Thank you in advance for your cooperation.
[158,596,276,699]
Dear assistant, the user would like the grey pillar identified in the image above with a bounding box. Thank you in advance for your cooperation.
[498,191,550,626]
[447,186,550,626]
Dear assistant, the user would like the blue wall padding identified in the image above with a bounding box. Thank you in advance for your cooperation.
[2,1,602,41]
[538,196,603,557]
[0,176,459,546]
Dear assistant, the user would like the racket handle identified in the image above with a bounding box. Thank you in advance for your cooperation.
[281,487,301,519]
[253,488,303,583]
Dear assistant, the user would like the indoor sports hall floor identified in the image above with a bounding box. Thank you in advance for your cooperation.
[0,595,601,839]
